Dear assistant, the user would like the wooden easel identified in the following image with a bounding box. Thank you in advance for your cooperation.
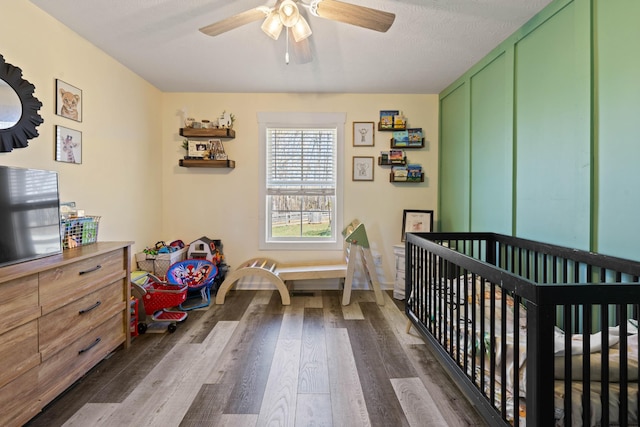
[341,219,385,306]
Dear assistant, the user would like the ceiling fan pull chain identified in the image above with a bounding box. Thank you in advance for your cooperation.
[285,28,290,65]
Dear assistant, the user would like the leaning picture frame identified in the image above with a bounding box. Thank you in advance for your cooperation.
[55,125,82,164]
[353,156,374,181]
[353,121,375,146]
[55,79,82,122]
[187,140,210,158]
[401,209,433,242]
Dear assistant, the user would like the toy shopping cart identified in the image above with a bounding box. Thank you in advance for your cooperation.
[131,271,188,334]
[165,259,218,311]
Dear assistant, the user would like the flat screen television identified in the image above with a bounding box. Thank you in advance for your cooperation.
[0,165,62,268]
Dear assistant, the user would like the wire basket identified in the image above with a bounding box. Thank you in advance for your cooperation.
[62,216,101,249]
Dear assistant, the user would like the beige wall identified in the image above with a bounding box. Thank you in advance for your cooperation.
[162,93,438,285]
[0,0,163,254]
[2,0,439,286]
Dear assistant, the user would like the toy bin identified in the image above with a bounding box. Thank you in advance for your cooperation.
[135,247,187,278]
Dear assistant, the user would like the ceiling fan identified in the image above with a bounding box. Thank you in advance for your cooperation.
[199,0,395,63]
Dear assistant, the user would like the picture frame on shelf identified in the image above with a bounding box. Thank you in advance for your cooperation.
[353,156,374,181]
[353,121,375,146]
[187,140,210,158]
[55,125,82,164]
[401,209,433,242]
[55,79,82,122]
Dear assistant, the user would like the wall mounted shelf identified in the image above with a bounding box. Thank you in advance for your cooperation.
[390,172,424,183]
[390,138,425,149]
[378,157,406,166]
[179,128,235,138]
[378,123,406,132]
[179,159,235,168]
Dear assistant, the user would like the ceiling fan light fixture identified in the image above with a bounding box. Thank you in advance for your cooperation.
[279,0,300,27]
[261,10,283,40]
[291,15,312,42]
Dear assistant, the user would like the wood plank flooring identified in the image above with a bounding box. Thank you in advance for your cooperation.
[25,290,487,427]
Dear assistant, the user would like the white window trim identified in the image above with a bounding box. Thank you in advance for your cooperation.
[258,112,345,250]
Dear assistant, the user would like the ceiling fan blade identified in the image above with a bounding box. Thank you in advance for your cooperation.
[199,8,267,37]
[314,0,395,33]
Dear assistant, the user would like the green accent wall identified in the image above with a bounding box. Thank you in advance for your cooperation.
[596,0,640,258]
[440,84,469,231]
[439,0,640,259]
[470,53,512,234]
[514,1,591,248]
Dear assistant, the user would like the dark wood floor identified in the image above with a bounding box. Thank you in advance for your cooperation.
[26,289,487,427]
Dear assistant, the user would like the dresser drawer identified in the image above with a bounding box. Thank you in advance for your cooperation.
[0,368,40,427]
[39,248,126,314]
[0,274,40,336]
[0,320,39,389]
[39,281,126,360]
[38,313,125,407]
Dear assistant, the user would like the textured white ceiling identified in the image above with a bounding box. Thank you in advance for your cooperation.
[28,0,553,94]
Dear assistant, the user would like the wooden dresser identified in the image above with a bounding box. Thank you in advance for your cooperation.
[0,241,132,427]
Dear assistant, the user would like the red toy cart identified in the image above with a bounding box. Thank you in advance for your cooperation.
[131,271,188,334]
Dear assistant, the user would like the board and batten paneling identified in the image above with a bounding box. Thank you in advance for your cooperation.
[470,52,513,234]
[514,0,591,249]
[439,84,470,232]
[595,0,640,260]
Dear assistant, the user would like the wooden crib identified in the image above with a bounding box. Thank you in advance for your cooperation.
[405,232,640,427]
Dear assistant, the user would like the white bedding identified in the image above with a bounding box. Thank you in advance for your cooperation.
[420,274,639,426]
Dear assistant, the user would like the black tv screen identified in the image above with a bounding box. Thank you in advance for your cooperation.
[0,166,62,268]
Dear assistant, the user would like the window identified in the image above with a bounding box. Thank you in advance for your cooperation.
[258,112,345,250]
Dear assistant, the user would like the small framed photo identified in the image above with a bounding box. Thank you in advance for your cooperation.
[353,121,375,147]
[55,125,82,164]
[402,209,433,242]
[187,140,211,158]
[353,156,374,181]
[55,79,82,122]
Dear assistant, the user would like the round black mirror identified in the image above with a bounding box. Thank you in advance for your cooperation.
[0,55,44,152]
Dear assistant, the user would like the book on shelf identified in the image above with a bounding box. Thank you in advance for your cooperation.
[392,165,408,181]
[380,151,389,163]
[393,114,406,129]
[393,130,409,145]
[407,128,423,146]
[407,163,423,181]
[380,110,399,129]
[389,149,405,163]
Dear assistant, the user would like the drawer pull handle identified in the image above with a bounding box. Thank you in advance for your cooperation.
[78,337,101,355]
[79,301,101,315]
[79,265,102,275]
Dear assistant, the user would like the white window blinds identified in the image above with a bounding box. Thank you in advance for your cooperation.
[266,127,337,196]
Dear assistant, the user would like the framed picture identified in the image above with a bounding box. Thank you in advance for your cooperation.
[401,209,433,241]
[55,125,82,164]
[55,79,82,122]
[353,121,375,146]
[187,140,210,158]
[353,156,374,181]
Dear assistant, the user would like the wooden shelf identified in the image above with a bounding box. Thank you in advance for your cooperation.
[390,138,425,149]
[390,172,424,183]
[378,157,406,166]
[378,123,406,132]
[179,159,236,168]
[179,128,235,138]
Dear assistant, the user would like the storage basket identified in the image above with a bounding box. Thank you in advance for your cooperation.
[135,247,187,278]
[62,216,101,249]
